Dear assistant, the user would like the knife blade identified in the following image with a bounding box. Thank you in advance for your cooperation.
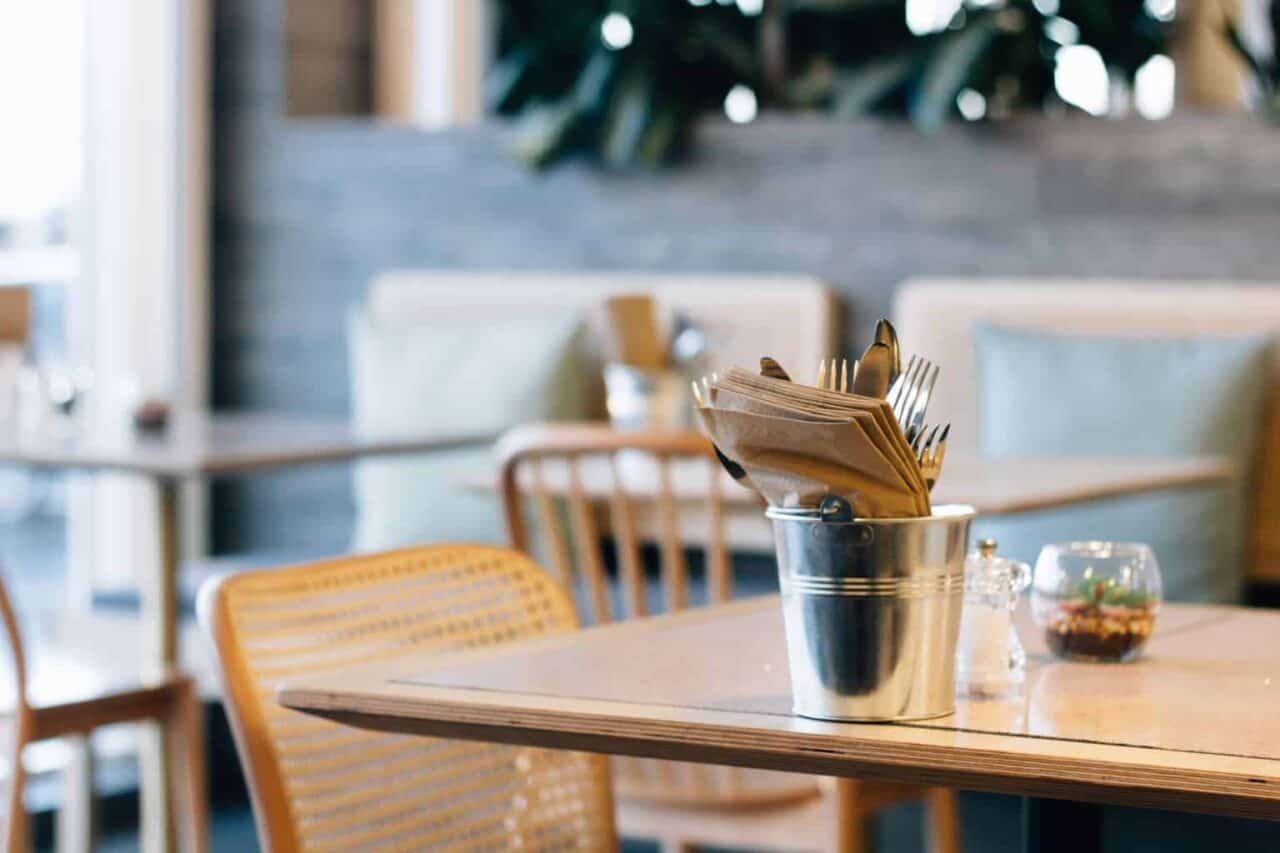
[852,341,892,398]
[759,356,791,382]
[874,318,901,387]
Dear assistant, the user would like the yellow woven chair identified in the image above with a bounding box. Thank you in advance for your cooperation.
[198,544,617,852]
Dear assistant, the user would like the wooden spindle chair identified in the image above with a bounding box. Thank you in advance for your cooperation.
[497,422,961,853]
[198,544,617,852]
[0,570,205,853]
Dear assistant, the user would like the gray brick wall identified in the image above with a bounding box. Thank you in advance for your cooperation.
[211,0,1280,554]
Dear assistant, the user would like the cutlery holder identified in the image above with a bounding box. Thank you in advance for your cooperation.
[768,498,975,721]
[604,363,691,431]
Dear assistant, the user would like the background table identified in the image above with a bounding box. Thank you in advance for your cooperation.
[467,453,1236,550]
[282,597,1280,846]
[0,411,492,852]
[489,453,1233,512]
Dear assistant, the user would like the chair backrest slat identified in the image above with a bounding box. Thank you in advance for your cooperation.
[706,456,732,603]
[608,454,648,618]
[530,458,573,588]
[655,456,689,612]
[565,455,613,624]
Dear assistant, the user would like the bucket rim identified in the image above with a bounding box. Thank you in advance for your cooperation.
[765,503,976,524]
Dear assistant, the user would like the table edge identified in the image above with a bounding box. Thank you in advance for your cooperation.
[0,431,497,477]
[278,680,1280,820]
[276,599,1278,821]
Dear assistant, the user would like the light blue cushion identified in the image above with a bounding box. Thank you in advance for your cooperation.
[349,309,595,550]
[973,323,1273,603]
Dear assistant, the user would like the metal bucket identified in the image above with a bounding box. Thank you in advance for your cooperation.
[768,497,975,722]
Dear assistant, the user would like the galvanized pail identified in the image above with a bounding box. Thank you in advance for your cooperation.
[768,497,975,722]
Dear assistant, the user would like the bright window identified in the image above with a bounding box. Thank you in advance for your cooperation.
[0,0,83,359]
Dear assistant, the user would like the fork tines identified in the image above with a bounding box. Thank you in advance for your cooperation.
[888,355,939,435]
[816,357,854,393]
[916,422,951,490]
[887,355,919,416]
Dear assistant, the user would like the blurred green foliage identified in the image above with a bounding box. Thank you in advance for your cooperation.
[489,0,1172,168]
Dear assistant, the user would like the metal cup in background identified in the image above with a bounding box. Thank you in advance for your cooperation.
[603,362,692,431]
[768,497,976,722]
[604,363,697,488]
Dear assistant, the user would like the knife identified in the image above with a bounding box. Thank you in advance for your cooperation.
[759,356,791,382]
[874,318,901,387]
[852,341,892,398]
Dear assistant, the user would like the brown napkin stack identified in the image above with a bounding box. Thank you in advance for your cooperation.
[696,367,930,518]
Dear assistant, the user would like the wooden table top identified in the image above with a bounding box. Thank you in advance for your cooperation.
[0,411,493,477]
[281,597,1280,819]
[464,454,1235,516]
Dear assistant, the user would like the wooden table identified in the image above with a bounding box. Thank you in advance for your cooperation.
[0,411,491,852]
[281,597,1280,850]
[466,454,1236,550]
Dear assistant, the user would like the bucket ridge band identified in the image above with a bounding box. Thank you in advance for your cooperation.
[782,572,964,597]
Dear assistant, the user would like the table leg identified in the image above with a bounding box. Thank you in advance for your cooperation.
[139,478,179,853]
[56,734,96,853]
[1022,797,1103,853]
[833,778,871,853]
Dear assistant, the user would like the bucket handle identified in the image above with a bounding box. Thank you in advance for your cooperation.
[819,495,854,523]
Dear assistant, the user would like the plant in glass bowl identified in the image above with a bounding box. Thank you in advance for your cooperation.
[1031,542,1162,662]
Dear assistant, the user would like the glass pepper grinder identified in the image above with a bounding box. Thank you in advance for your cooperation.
[956,538,1031,699]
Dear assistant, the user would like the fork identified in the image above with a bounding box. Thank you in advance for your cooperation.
[816,358,857,392]
[914,423,950,491]
[886,355,920,417]
[887,355,939,436]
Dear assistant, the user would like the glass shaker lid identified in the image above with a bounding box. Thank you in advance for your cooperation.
[967,538,1030,591]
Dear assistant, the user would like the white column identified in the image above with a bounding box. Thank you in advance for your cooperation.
[72,0,209,598]
[78,9,210,850]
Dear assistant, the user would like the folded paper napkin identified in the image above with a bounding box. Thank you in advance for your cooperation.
[696,367,929,518]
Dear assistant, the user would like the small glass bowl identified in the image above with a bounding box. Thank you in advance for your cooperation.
[1031,542,1161,663]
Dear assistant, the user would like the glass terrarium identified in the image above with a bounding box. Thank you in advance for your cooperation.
[1031,542,1162,663]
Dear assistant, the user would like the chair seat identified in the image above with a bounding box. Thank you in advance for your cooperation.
[0,636,185,743]
[24,661,150,713]
[570,563,779,627]
[617,778,842,852]
[91,550,333,617]
[28,677,185,744]
[612,759,821,811]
